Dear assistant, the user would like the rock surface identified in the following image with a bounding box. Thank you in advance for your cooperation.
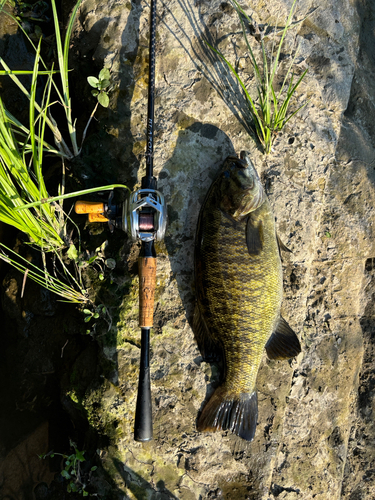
[2,0,375,498]
[67,0,375,498]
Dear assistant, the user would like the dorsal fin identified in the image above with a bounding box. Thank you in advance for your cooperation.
[265,316,301,360]
[193,304,223,363]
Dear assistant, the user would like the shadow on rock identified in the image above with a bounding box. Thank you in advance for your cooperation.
[158,0,255,142]
[159,122,235,326]
[113,458,179,499]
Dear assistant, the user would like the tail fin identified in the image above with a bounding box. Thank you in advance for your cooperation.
[197,386,258,441]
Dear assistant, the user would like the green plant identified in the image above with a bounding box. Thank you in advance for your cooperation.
[88,67,113,108]
[0,243,89,303]
[0,41,65,251]
[39,441,98,496]
[84,304,106,323]
[0,0,111,158]
[207,0,308,153]
[0,69,128,302]
[0,0,83,158]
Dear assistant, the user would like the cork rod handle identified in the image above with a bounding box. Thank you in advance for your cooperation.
[138,257,157,328]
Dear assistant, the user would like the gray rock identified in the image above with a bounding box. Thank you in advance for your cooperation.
[68,0,375,498]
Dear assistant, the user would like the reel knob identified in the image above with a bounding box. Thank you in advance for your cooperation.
[75,201,105,214]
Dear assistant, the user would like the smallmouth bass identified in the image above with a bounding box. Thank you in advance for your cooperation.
[194,152,301,441]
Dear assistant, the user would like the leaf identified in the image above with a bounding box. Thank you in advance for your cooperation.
[87,76,99,87]
[84,316,91,323]
[99,273,104,281]
[99,67,111,80]
[70,482,78,492]
[93,312,99,319]
[83,491,89,497]
[61,469,71,479]
[91,466,98,471]
[83,309,91,315]
[67,244,78,261]
[325,231,331,238]
[97,240,108,254]
[75,449,86,462]
[91,89,99,97]
[98,92,109,108]
[99,78,111,90]
[34,25,43,39]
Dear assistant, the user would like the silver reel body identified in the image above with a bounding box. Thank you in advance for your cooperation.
[123,189,167,242]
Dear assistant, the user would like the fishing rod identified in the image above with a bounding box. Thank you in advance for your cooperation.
[75,0,166,442]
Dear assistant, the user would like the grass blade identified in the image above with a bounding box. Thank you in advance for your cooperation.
[14,184,130,211]
[204,41,265,136]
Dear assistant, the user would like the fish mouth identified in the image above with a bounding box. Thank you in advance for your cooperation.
[239,151,252,164]
[226,155,247,169]
[237,158,247,169]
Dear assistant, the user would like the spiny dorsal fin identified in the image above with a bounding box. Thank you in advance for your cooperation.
[265,316,301,360]
[193,303,223,363]
[246,217,264,255]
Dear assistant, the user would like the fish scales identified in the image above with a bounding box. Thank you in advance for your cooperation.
[198,193,282,391]
[194,152,301,441]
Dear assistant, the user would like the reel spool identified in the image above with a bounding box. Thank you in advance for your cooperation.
[75,188,167,242]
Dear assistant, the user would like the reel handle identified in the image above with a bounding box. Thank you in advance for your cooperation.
[134,255,156,442]
[75,200,105,214]
[88,213,108,223]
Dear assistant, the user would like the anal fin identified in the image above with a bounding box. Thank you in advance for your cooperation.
[265,316,301,360]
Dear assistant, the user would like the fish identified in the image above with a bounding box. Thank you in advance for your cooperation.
[194,151,301,441]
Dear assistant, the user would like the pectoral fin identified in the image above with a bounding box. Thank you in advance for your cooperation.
[246,217,264,255]
[265,316,301,360]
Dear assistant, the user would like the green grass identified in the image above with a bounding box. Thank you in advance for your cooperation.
[207,0,308,153]
[0,0,101,159]
[0,0,129,303]
[0,39,65,250]
[0,243,89,303]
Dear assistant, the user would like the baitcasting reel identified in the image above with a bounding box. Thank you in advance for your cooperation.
[75,188,167,242]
